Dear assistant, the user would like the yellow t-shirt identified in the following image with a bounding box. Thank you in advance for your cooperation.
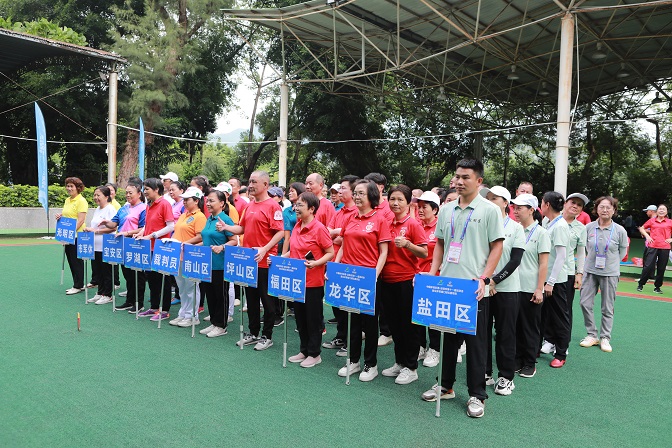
[228,204,239,225]
[111,199,122,211]
[63,194,89,232]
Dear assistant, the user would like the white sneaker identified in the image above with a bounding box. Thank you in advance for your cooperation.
[494,377,515,396]
[382,363,403,377]
[600,337,612,352]
[228,316,234,323]
[254,336,274,350]
[95,296,112,305]
[457,352,463,363]
[207,326,228,338]
[338,362,361,377]
[359,364,378,382]
[169,317,184,326]
[423,349,440,367]
[395,367,418,385]
[466,397,485,418]
[204,315,211,321]
[580,336,599,347]
[199,324,215,335]
[234,299,241,306]
[485,375,495,386]
[66,288,83,295]
[87,294,102,303]
[540,340,555,354]
[377,335,393,346]
[417,346,427,360]
[178,318,200,327]
[118,290,127,297]
[421,384,455,402]
[459,341,467,355]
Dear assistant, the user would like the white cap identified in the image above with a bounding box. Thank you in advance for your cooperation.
[480,185,511,203]
[566,193,589,206]
[214,181,232,195]
[180,186,203,199]
[330,183,341,192]
[643,205,657,212]
[417,191,441,207]
[160,172,179,182]
[511,193,538,209]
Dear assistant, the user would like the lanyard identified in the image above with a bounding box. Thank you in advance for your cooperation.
[546,215,562,230]
[504,217,511,228]
[525,224,538,244]
[450,207,475,243]
[595,225,615,255]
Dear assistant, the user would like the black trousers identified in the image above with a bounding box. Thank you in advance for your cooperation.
[419,327,441,351]
[440,296,489,401]
[145,270,171,312]
[378,294,391,337]
[294,287,324,357]
[541,282,569,360]
[245,268,275,339]
[348,281,380,367]
[91,251,113,297]
[121,265,145,306]
[565,275,577,342]
[380,280,418,370]
[333,306,348,344]
[170,275,180,300]
[486,291,520,380]
[202,270,228,328]
[113,264,120,287]
[64,243,84,289]
[516,292,542,369]
[639,248,670,289]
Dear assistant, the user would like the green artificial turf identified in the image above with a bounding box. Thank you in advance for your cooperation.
[0,243,670,448]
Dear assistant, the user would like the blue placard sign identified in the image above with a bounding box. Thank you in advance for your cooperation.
[267,256,306,302]
[325,262,377,315]
[76,232,95,260]
[182,244,213,282]
[224,246,258,287]
[55,217,77,244]
[151,240,181,276]
[412,275,479,335]
[123,238,151,271]
[102,234,124,264]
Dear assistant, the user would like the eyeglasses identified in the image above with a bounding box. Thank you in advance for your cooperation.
[352,191,366,197]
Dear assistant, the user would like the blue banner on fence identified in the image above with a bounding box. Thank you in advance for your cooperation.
[412,275,479,335]
[102,234,124,264]
[34,103,48,215]
[224,246,258,287]
[123,238,151,271]
[76,232,95,260]
[138,117,145,181]
[151,240,181,276]
[325,262,377,315]
[55,217,77,244]
[267,256,306,302]
[182,244,212,282]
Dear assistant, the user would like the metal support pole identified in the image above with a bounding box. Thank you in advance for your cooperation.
[107,64,118,184]
[554,13,574,197]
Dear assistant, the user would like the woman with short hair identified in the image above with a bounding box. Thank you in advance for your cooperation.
[84,186,117,305]
[55,177,88,295]
[638,204,672,294]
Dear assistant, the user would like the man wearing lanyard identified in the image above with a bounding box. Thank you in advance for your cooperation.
[422,158,504,419]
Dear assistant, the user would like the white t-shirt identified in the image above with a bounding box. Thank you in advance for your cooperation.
[90,204,117,252]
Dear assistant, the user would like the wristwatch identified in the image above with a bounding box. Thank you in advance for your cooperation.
[479,276,491,285]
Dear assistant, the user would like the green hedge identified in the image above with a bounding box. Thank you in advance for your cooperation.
[0,184,96,207]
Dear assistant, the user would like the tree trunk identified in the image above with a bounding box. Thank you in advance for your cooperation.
[117,129,139,188]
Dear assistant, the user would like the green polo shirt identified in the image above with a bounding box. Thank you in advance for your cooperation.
[494,218,525,293]
[519,223,551,293]
[565,219,587,275]
[543,216,570,284]
[435,194,504,280]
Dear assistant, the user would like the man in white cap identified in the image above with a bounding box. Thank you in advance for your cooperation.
[330,183,344,212]
[160,172,178,205]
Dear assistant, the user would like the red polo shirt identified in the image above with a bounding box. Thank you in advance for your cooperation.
[315,197,336,227]
[340,209,392,268]
[381,214,427,282]
[289,219,333,287]
[417,218,438,273]
[643,217,672,249]
[233,195,248,216]
[328,204,357,254]
[375,200,394,221]
[145,197,174,250]
[240,197,284,268]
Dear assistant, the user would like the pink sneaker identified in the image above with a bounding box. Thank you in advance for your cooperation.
[137,309,157,318]
[150,311,169,321]
[550,358,566,368]
[288,353,306,363]
[300,356,322,368]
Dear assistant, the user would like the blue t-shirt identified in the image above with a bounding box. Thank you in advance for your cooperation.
[201,212,234,271]
[334,202,344,212]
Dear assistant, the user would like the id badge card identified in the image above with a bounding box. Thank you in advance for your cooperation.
[447,242,462,264]
[595,254,606,269]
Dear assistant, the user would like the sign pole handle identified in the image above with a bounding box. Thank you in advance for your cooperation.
[60,246,65,285]
[135,270,139,320]
[239,285,245,350]
[283,300,288,368]
[346,311,351,386]
[111,264,116,312]
[158,273,166,329]
[84,261,89,305]
[436,332,444,418]
[192,281,198,338]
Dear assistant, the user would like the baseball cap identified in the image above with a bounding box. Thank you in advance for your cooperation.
[480,185,511,203]
[566,193,589,206]
[159,171,179,182]
[511,193,539,209]
[330,183,341,192]
[214,181,232,195]
[643,205,657,212]
[268,186,284,198]
[417,191,441,207]
[179,186,203,199]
